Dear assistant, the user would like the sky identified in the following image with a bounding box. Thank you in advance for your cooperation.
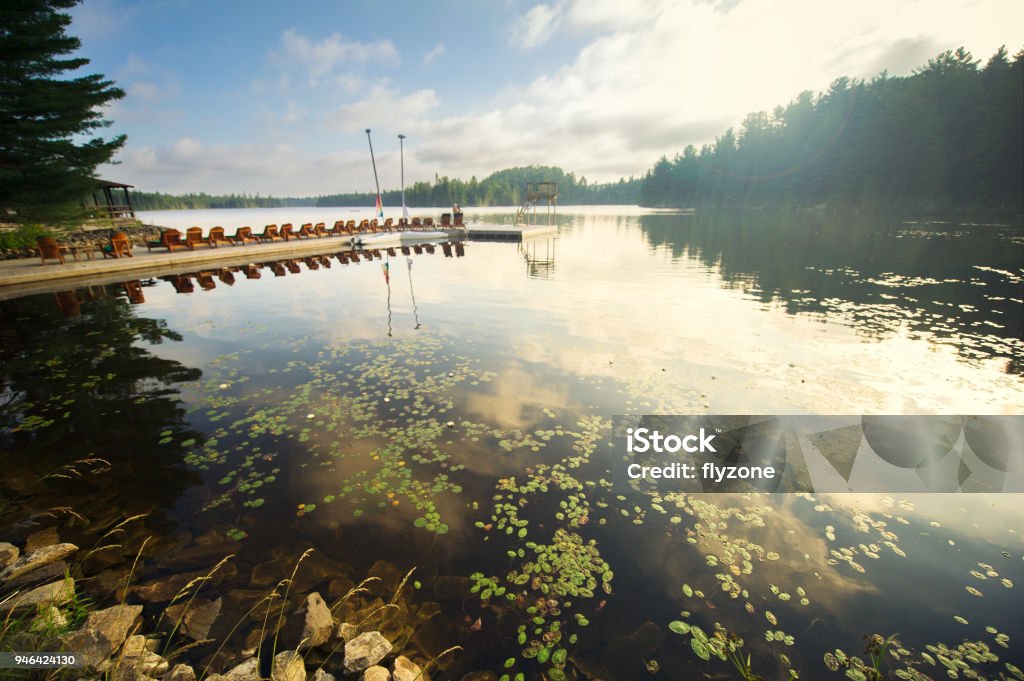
[67,0,1023,196]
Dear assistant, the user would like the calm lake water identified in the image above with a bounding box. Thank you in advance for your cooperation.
[2,206,1022,679]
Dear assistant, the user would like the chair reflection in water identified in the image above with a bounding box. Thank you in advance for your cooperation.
[122,280,145,303]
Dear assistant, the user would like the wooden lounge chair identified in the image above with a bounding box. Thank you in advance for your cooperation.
[398,217,409,230]
[411,217,422,230]
[345,220,356,234]
[356,219,370,234]
[207,226,230,247]
[296,223,315,239]
[312,222,328,238]
[329,220,347,237]
[423,217,435,228]
[101,232,132,259]
[185,227,208,250]
[368,219,380,233]
[147,229,189,252]
[229,226,258,245]
[259,225,283,242]
[36,236,69,264]
[454,212,465,227]
[280,223,297,240]
[382,218,394,232]
[441,213,451,227]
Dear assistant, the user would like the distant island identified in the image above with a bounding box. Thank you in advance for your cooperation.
[133,47,1022,217]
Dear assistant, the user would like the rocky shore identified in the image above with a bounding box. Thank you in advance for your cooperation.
[1,224,164,260]
[0,529,455,681]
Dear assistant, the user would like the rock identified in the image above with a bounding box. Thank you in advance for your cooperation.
[282,592,334,650]
[59,603,143,669]
[343,631,392,675]
[24,527,60,554]
[0,543,78,583]
[327,576,356,600]
[431,576,473,600]
[361,666,390,681]
[165,664,197,681]
[30,605,67,632]
[165,597,222,641]
[5,559,68,590]
[311,670,335,681]
[392,655,425,681]
[157,539,240,571]
[206,675,230,681]
[0,542,19,568]
[271,650,306,681]
[411,621,448,662]
[2,577,74,611]
[366,561,403,595]
[133,564,238,603]
[627,621,665,651]
[116,635,169,678]
[224,658,260,681]
[459,673,498,681]
[86,568,131,600]
[338,622,359,641]
[294,551,351,593]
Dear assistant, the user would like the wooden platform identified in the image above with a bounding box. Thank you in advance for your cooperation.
[0,230,462,299]
[463,223,558,241]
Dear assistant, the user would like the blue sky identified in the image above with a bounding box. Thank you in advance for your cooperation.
[68,0,1023,196]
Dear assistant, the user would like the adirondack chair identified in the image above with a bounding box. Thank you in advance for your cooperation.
[147,229,189,252]
[36,236,69,264]
[207,226,231,247]
[296,223,315,239]
[101,232,132,258]
[312,222,328,238]
[185,227,208,250]
[280,223,297,240]
[259,225,283,242]
[229,226,258,245]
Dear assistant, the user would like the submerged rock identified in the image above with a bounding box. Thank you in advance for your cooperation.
[165,596,222,641]
[165,664,198,681]
[361,666,390,681]
[271,650,306,681]
[344,631,392,674]
[224,658,260,681]
[283,592,334,650]
[391,655,425,681]
[311,670,335,681]
[24,527,59,553]
[0,542,78,582]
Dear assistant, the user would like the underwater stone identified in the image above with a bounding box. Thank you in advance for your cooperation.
[344,631,392,674]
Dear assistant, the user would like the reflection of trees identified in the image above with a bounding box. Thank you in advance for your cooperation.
[639,210,1024,373]
[0,291,203,510]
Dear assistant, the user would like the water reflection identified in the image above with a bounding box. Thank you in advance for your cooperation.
[638,209,1024,373]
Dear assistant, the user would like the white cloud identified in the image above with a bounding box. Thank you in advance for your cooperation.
[330,85,440,134]
[424,42,446,65]
[511,3,565,49]
[279,28,399,84]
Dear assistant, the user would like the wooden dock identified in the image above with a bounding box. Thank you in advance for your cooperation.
[462,223,558,241]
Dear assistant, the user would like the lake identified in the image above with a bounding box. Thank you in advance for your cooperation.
[1,206,1022,679]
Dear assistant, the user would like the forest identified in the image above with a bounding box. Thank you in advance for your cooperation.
[638,47,1023,212]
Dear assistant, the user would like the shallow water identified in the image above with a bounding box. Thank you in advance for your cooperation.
[1,206,1022,679]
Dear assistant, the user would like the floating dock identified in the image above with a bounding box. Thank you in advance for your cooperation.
[463,223,558,241]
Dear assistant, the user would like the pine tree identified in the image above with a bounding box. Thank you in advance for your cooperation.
[0,0,125,225]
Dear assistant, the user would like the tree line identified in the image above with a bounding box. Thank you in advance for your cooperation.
[638,47,1024,213]
[129,191,315,210]
[315,165,639,207]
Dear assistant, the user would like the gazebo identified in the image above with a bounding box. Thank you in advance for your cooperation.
[86,179,136,221]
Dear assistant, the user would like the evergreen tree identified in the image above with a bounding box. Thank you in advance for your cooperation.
[0,0,125,224]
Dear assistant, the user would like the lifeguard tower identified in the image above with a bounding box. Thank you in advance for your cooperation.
[515,182,557,226]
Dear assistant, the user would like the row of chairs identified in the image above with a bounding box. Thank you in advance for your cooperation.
[36,232,134,264]
[146,217,448,252]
